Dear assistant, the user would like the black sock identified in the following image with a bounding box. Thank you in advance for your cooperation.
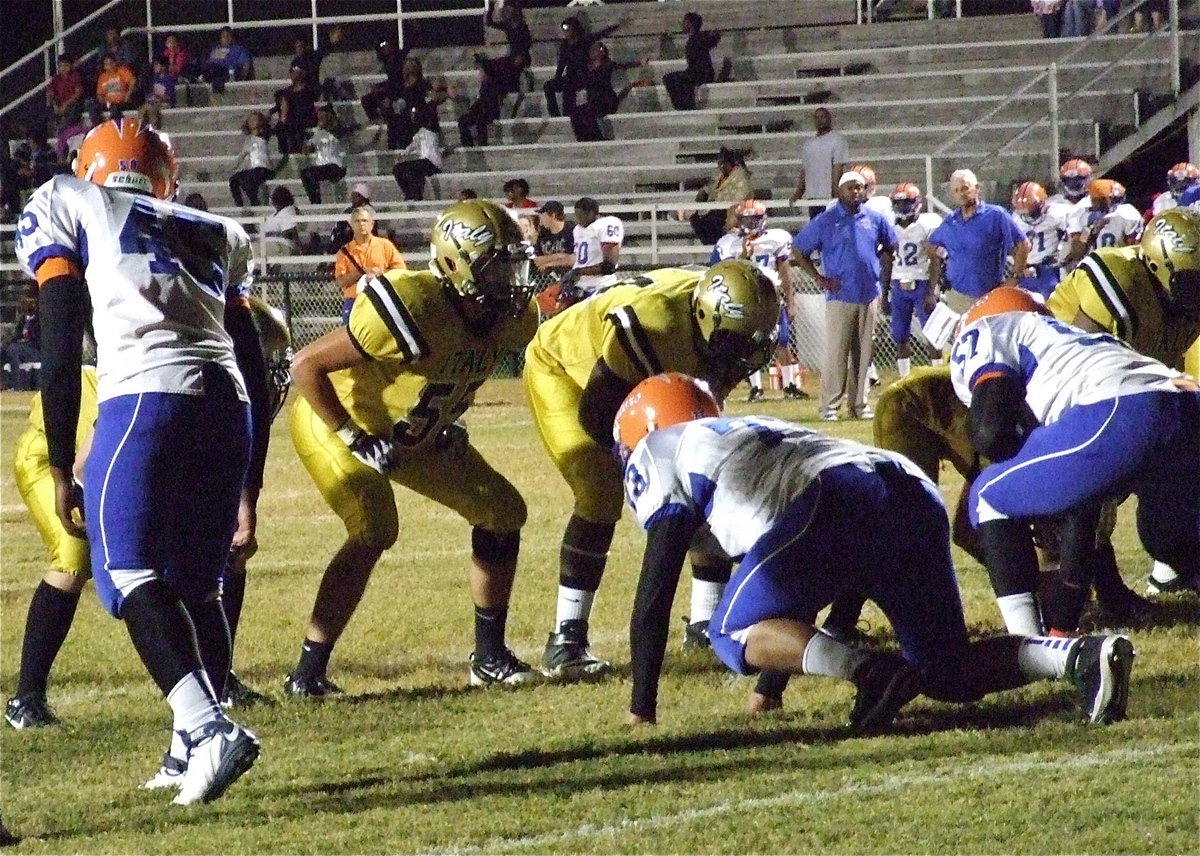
[16,582,81,698]
[121,581,202,697]
[474,606,508,660]
[188,598,232,701]
[293,639,334,682]
[754,670,791,700]
[222,567,246,651]
[824,592,868,636]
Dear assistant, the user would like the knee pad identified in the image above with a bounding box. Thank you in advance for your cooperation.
[472,528,520,565]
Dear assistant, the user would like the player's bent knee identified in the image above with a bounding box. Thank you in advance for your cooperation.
[98,568,159,618]
[472,527,520,565]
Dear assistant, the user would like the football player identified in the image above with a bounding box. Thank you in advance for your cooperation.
[1048,158,1092,270]
[284,199,540,695]
[616,373,1135,729]
[14,118,268,805]
[564,196,624,297]
[886,182,943,375]
[524,259,779,678]
[950,287,1200,638]
[1149,162,1199,217]
[1011,180,1065,299]
[709,199,802,400]
[5,300,291,732]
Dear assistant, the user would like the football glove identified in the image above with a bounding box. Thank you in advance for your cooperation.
[435,420,469,457]
[335,421,396,473]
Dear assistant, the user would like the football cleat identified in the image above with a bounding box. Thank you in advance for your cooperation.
[847,652,923,734]
[681,616,711,651]
[141,750,188,790]
[746,386,764,403]
[821,410,839,421]
[5,693,59,729]
[782,383,810,400]
[469,648,539,687]
[541,619,613,679]
[221,672,273,709]
[172,720,260,805]
[1146,561,1200,596]
[1066,635,1135,725]
[282,673,344,699]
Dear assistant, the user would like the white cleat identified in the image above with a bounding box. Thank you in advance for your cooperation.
[172,720,260,805]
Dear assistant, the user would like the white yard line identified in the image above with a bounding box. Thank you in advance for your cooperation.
[434,742,1192,854]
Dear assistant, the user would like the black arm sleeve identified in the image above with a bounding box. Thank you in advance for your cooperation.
[629,512,698,719]
[968,374,1034,463]
[225,298,270,493]
[38,275,88,471]
[578,359,635,448]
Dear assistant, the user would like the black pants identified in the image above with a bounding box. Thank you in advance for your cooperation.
[664,69,708,110]
[543,76,579,118]
[458,91,502,147]
[392,159,440,200]
[568,103,609,142]
[299,163,346,204]
[690,208,728,245]
[228,166,273,207]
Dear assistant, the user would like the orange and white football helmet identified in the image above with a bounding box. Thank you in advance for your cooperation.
[1058,158,1092,200]
[735,199,767,236]
[613,372,719,461]
[1087,178,1126,208]
[890,182,923,224]
[850,164,877,192]
[73,118,178,200]
[1166,162,1199,195]
[1011,180,1048,223]
[956,285,1050,340]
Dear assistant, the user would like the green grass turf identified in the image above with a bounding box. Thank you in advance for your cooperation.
[1,378,1196,853]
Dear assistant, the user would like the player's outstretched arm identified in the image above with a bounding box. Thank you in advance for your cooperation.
[291,326,366,432]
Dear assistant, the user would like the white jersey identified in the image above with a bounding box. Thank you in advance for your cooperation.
[573,215,625,293]
[949,311,1181,424]
[625,416,927,559]
[1015,209,1066,267]
[1047,194,1083,264]
[15,175,251,403]
[890,212,942,281]
[1151,191,1180,216]
[308,127,345,168]
[1082,202,1143,250]
[711,227,791,285]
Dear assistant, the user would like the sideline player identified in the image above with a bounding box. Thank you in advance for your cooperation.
[710,199,802,400]
[615,373,1135,729]
[524,259,780,677]
[1149,162,1199,217]
[1011,181,1065,299]
[565,196,624,296]
[950,287,1200,637]
[284,199,540,695]
[14,118,268,805]
[885,182,942,375]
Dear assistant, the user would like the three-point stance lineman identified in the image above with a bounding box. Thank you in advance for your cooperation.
[615,373,1135,731]
[15,119,270,804]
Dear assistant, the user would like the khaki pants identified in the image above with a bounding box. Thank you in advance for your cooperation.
[821,297,878,417]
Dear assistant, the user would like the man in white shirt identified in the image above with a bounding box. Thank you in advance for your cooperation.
[567,196,624,295]
[789,107,849,219]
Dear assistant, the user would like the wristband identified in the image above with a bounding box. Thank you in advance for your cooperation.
[335,419,361,446]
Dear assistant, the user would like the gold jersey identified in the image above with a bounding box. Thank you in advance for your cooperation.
[1048,245,1200,370]
[872,365,975,482]
[336,270,538,446]
[526,268,702,387]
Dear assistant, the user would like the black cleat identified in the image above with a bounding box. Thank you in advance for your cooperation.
[847,652,923,734]
[681,616,711,651]
[5,693,59,729]
[469,648,539,686]
[541,619,612,679]
[282,673,343,699]
[1066,634,1135,724]
[221,672,273,708]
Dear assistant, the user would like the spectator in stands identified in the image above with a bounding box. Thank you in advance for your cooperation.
[93,54,136,120]
[663,12,720,111]
[687,145,752,245]
[791,170,896,422]
[54,113,92,164]
[299,104,347,205]
[1130,0,1166,32]
[1031,1,1064,38]
[928,168,1030,313]
[161,34,191,81]
[568,42,640,143]
[503,177,537,210]
[544,16,589,119]
[290,37,326,96]
[1059,0,1091,36]
[789,107,849,218]
[229,111,275,208]
[46,58,84,132]
[272,65,319,161]
[202,26,252,94]
[394,56,447,133]
[487,0,532,70]
[91,27,141,95]
[457,50,526,147]
[261,185,302,256]
[138,57,176,128]
[333,206,407,323]
[1092,0,1121,30]
[12,131,59,198]
[182,192,208,210]
[532,200,576,279]
[361,40,409,124]
[317,25,353,102]
[457,187,479,201]
[391,108,443,201]
[1,295,41,391]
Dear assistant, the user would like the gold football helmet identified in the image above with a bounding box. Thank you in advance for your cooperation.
[692,259,780,390]
[1141,208,1200,314]
[247,296,293,419]
[429,199,534,315]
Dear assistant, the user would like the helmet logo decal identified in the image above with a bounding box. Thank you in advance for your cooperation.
[707,275,747,319]
[438,218,493,248]
[1150,218,1197,255]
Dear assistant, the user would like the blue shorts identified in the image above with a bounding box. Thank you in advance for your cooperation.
[709,461,970,675]
[1018,264,1060,300]
[85,363,250,616]
[777,306,791,349]
[342,297,355,325]
[888,279,931,344]
[970,391,1200,567]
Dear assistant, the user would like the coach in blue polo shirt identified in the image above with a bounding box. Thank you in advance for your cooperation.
[928,168,1030,313]
[792,170,896,421]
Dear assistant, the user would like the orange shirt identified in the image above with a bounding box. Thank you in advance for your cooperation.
[334,234,407,299]
[96,66,135,106]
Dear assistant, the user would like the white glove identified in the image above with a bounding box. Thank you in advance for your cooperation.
[336,421,396,473]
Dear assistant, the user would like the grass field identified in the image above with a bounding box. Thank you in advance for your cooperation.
[1,378,1197,854]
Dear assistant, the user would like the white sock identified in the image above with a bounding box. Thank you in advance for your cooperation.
[867,364,879,382]
[1149,560,1178,585]
[931,356,945,366]
[996,593,1044,636]
[168,728,188,763]
[555,586,595,627]
[689,579,725,624]
[748,371,762,391]
[897,357,911,377]
[801,630,868,679]
[1017,635,1077,680]
[166,670,225,736]
[781,363,796,386]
